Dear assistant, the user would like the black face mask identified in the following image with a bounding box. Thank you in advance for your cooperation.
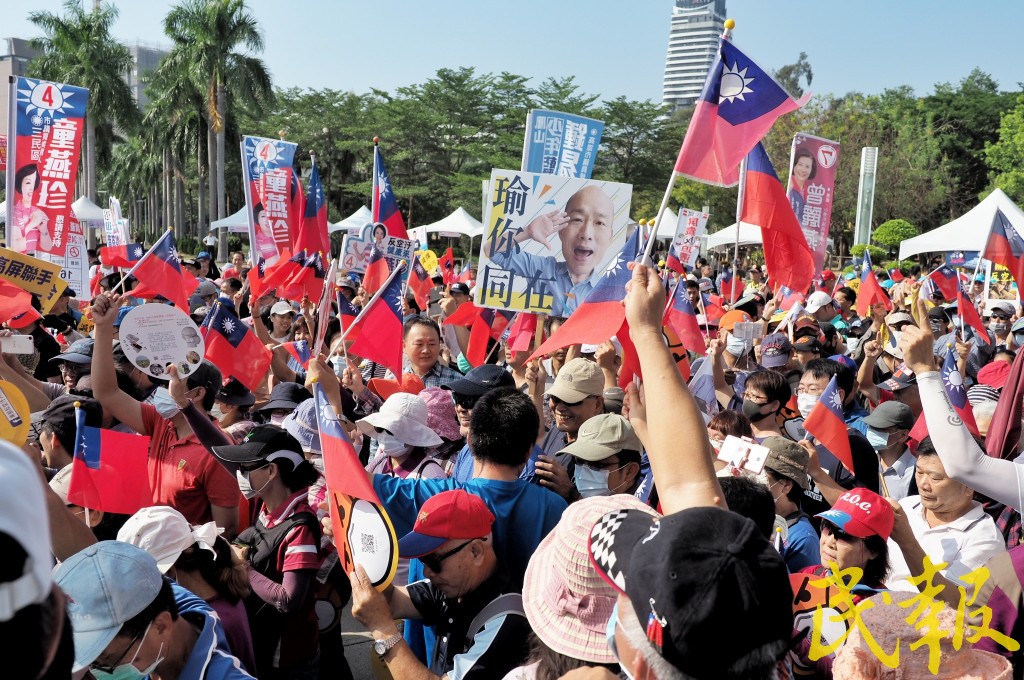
[741,398,775,423]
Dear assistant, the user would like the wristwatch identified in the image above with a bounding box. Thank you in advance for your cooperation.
[374,633,403,660]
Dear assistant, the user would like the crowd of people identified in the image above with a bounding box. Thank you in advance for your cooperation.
[6,241,1024,680]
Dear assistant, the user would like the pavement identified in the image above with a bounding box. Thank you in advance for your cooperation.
[341,600,377,679]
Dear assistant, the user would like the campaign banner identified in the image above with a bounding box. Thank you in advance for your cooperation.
[0,247,68,313]
[669,208,709,272]
[946,250,978,267]
[477,170,632,317]
[787,134,840,280]
[240,136,299,268]
[0,134,6,170]
[522,109,604,178]
[340,222,414,282]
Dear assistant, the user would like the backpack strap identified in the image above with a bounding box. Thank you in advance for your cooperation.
[466,593,526,640]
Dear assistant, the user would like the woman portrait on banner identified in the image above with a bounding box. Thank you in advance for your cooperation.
[11,163,53,254]
[252,202,281,267]
[787,147,817,223]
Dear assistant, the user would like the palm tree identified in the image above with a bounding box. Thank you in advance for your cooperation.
[28,1,140,213]
[164,0,274,255]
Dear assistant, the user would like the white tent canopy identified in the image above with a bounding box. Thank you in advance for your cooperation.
[654,208,679,238]
[704,222,765,249]
[898,188,1024,260]
[211,206,249,233]
[330,205,372,234]
[71,196,105,227]
[420,207,483,238]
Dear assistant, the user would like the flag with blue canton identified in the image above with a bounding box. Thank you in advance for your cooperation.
[200,300,272,390]
[941,345,979,432]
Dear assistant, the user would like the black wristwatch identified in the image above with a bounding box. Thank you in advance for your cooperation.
[374,633,403,660]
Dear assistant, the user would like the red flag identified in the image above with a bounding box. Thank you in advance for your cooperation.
[315,382,397,587]
[362,244,390,296]
[741,144,814,295]
[957,289,990,345]
[616,320,644,389]
[856,271,892,317]
[0,281,33,324]
[982,208,1024,285]
[703,294,726,322]
[802,375,854,474]
[439,248,456,286]
[128,230,197,311]
[337,290,360,335]
[504,313,539,353]
[443,303,511,366]
[442,301,483,327]
[99,242,144,269]
[664,283,705,355]
[986,337,1024,460]
[199,301,272,391]
[70,409,152,515]
[408,256,432,311]
[926,265,963,302]
[348,267,405,377]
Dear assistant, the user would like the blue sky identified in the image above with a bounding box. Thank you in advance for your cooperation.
[7,1,1024,103]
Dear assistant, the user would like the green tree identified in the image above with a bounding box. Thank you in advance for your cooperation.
[773,52,813,98]
[871,218,917,248]
[986,93,1024,203]
[28,0,139,209]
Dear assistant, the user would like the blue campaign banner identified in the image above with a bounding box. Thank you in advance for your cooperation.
[946,250,978,267]
[522,109,604,179]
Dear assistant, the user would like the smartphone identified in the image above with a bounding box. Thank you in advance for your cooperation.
[717,435,769,475]
[1,335,34,354]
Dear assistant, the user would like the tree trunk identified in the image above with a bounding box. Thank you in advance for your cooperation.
[207,119,216,232]
[198,123,207,239]
[85,115,97,248]
[175,160,186,239]
[163,149,172,232]
[216,82,229,259]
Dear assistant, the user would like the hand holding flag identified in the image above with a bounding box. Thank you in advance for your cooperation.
[802,375,854,474]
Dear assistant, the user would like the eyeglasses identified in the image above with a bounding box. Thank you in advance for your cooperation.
[549,395,591,408]
[741,392,768,404]
[91,626,145,673]
[452,392,479,410]
[579,459,625,472]
[58,362,89,376]
[991,314,1011,321]
[821,522,861,544]
[421,538,480,573]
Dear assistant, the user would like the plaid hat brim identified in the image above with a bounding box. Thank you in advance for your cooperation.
[587,508,657,594]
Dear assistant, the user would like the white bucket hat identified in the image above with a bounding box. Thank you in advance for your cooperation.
[117,506,222,574]
[356,392,443,448]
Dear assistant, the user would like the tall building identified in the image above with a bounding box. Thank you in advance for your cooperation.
[662,0,726,110]
[0,38,40,136]
[126,43,168,110]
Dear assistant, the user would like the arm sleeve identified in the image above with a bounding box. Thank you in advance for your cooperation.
[181,402,237,473]
[918,371,1024,512]
[247,567,315,615]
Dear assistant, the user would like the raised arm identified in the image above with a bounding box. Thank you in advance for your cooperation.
[90,293,146,435]
[625,263,725,513]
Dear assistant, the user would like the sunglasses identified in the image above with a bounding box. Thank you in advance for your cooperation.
[451,392,479,410]
[421,538,480,573]
[58,362,89,376]
[821,522,861,544]
[549,395,590,408]
[991,314,1011,321]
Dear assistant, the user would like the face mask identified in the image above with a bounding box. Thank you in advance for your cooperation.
[93,622,164,680]
[329,355,347,377]
[929,321,946,336]
[270,413,286,426]
[846,337,861,355]
[376,431,411,459]
[151,387,179,419]
[741,398,774,423]
[797,393,819,419]
[237,468,271,500]
[890,330,903,346]
[725,334,746,357]
[865,427,892,452]
[991,322,1008,334]
[211,402,226,421]
[574,465,612,498]
[605,603,636,680]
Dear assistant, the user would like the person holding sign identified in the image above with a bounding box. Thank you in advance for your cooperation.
[484,186,615,317]
[11,164,53,254]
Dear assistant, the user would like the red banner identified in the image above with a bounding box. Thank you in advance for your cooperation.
[0,134,7,171]
[787,134,840,281]
[240,136,301,269]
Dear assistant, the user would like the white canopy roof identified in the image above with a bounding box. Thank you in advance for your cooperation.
[330,205,372,234]
[653,208,679,238]
[211,206,248,231]
[898,188,1024,260]
[72,195,105,225]
[705,222,765,249]
[420,207,484,238]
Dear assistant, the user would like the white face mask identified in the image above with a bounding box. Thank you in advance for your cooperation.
[236,467,271,500]
[376,431,411,459]
[574,465,611,498]
[151,387,179,419]
[797,393,819,419]
[865,427,892,452]
[725,333,747,357]
[270,413,286,426]
[329,355,347,377]
[211,402,226,421]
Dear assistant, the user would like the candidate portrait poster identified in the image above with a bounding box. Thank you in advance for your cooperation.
[477,170,632,318]
[6,77,90,295]
[240,136,300,268]
[668,208,709,273]
[522,109,604,179]
[787,134,840,280]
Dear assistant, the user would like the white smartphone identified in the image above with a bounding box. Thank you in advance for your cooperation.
[717,435,769,475]
[1,335,35,355]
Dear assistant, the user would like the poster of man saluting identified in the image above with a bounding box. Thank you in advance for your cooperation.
[479,170,632,318]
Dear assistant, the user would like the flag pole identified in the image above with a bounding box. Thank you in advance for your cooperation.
[730,157,748,304]
[337,261,406,343]
[371,136,380,222]
[695,292,711,343]
[109,227,173,297]
[640,172,679,266]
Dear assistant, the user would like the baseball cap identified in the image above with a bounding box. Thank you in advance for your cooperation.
[270,300,295,316]
[117,506,222,574]
[442,364,516,396]
[792,336,823,354]
[259,382,312,411]
[449,282,471,296]
[876,367,916,392]
[36,396,101,442]
[211,424,305,467]
[7,308,41,329]
[988,300,1015,317]
[978,361,1011,390]
[928,305,951,321]
[113,305,132,328]
[196,251,212,260]
[195,280,219,298]
[719,310,752,332]
[54,541,164,671]
[821,269,837,281]
[816,488,895,540]
[180,258,199,269]
[397,489,495,558]
[697,277,714,292]
[0,441,53,623]
[185,361,222,398]
[880,279,896,290]
[559,414,640,462]
[829,354,857,371]
[759,333,792,368]
[48,464,74,504]
[805,291,835,314]
[588,507,793,676]
[762,436,810,489]
[885,311,914,327]
[51,338,94,364]
[862,401,914,430]
[547,358,604,403]
[215,377,256,407]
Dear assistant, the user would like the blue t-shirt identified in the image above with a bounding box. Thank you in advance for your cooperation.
[784,514,822,573]
[451,444,543,484]
[373,475,567,589]
[178,606,254,679]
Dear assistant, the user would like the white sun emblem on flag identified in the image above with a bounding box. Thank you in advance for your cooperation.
[719,62,754,104]
[604,253,625,279]
[828,391,843,410]
[377,171,390,198]
[130,245,143,259]
[221,318,236,334]
[943,364,966,397]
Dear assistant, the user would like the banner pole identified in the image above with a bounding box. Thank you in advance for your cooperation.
[640,170,679,266]
[730,158,748,304]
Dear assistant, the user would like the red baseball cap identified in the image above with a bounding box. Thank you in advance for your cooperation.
[977,361,1011,390]
[397,489,495,558]
[815,488,894,540]
[7,308,41,329]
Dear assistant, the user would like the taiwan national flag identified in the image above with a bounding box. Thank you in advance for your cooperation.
[856,250,892,317]
[337,290,360,334]
[741,144,814,295]
[281,340,312,370]
[940,347,979,434]
[664,283,705,355]
[674,37,810,187]
[199,300,272,391]
[348,265,405,377]
[439,248,456,286]
[802,375,854,474]
[457,262,473,284]
[373,145,409,239]
[776,286,805,312]
[99,242,144,269]
[956,288,990,346]
[983,208,1024,285]
[127,229,197,311]
[528,229,641,363]
[408,255,433,311]
[68,407,152,515]
[503,312,539,353]
[927,265,963,302]
[443,303,513,367]
[362,244,390,296]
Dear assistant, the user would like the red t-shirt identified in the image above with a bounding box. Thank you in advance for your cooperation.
[140,403,240,524]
